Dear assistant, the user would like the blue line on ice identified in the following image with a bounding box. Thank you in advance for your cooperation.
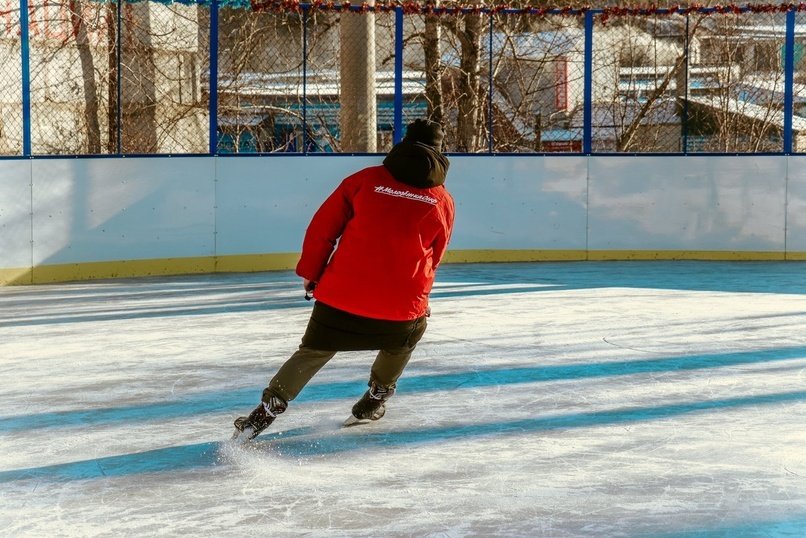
[1,388,804,483]
[1,345,804,432]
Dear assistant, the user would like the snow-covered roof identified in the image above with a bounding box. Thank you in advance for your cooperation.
[214,70,426,99]
[687,94,806,131]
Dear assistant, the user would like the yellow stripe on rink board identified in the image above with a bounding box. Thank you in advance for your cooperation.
[0,268,33,286]
[214,253,300,273]
[444,250,792,263]
[586,250,788,261]
[2,250,804,285]
[22,254,304,285]
[442,250,586,263]
[29,257,217,284]
[6,254,301,285]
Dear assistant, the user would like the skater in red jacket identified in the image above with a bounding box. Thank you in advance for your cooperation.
[234,119,455,439]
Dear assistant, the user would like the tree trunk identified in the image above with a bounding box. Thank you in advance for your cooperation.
[106,3,119,153]
[457,13,482,152]
[339,2,377,152]
[69,0,101,153]
[122,3,159,153]
[424,5,443,125]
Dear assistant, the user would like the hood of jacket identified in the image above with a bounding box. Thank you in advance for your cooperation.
[382,140,450,189]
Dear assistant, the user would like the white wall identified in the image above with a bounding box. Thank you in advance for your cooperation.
[787,157,806,253]
[29,157,216,265]
[0,159,30,270]
[215,156,379,255]
[447,156,588,251]
[587,156,789,252]
[1,154,805,284]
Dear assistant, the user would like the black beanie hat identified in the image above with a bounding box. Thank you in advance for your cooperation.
[404,119,444,150]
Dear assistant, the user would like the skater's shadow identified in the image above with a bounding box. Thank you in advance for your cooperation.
[265,388,806,458]
[0,426,315,483]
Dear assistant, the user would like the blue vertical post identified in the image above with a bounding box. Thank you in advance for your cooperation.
[20,0,31,156]
[488,10,493,153]
[209,0,219,155]
[393,6,403,144]
[116,0,122,154]
[302,5,308,153]
[681,14,690,154]
[783,8,795,154]
[583,10,594,155]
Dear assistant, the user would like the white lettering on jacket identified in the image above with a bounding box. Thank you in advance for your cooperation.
[374,185,438,205]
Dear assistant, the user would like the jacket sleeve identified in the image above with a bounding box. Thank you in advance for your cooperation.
[295,174,360,282]
[431,194,455,269]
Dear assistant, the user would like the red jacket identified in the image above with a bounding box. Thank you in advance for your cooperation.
[296,165,455,321]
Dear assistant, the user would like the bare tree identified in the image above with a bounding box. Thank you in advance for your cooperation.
[68,0,101,153]
[614,17,704,151]
[439,12,485,151]
[423,2,444,124]
[6,1,797,156]
[106,3,119,153]
[701,14,786,152]
[601,8,789,153]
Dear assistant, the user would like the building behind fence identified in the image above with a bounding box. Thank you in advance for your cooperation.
[2,1,806,156]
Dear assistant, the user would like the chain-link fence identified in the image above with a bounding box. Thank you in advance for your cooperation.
[0,1,23,155]
[678,10,790,153]
[2,1,806,156]
[218,7,401,153]
[0,0,209,155]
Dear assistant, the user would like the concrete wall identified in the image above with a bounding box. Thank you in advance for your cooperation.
[1,155,804,284]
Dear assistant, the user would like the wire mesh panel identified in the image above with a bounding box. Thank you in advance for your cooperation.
[25,0,114,155]
[683,11,788,153]
[4,2,806,157]
[795,10,806,153]
[306,7,399,153]
[304,8,343,153]
[491,12,585,153]
[0,0,22,155]
[120,1,207,154]
[220,3,399,154]
[590,13,685,153]
[437,10,492,153]
[12,0,207,155]
[399,11,440,140]
[370,8,398,153]
[397,9,492,153]
[217,4,306,153]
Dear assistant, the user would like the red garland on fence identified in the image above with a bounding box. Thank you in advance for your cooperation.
[598,3,806,22]
[249,0,806,20]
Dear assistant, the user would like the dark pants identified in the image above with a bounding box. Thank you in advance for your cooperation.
[264,304,428,404]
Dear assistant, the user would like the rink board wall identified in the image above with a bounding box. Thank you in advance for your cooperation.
[1,155,805,284]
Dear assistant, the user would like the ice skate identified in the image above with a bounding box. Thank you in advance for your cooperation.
[232,395,287,441]
[343,382,394,427]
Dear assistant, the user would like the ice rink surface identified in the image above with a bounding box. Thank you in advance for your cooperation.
[1,261,805,537]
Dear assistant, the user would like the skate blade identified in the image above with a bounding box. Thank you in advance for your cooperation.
[231,426,256,443]
[342,415,371,427]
